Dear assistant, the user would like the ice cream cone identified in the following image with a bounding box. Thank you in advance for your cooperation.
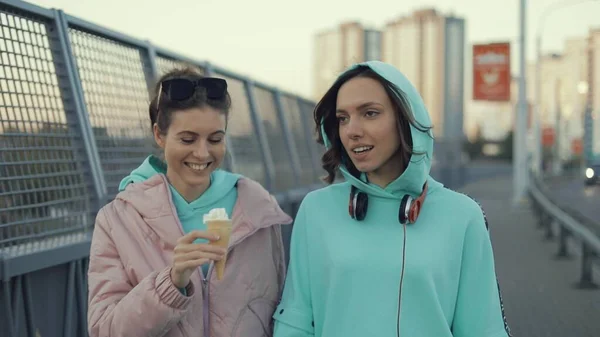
[206,219,232,280]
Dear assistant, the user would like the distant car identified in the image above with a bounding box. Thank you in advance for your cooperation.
[584,161,600,186]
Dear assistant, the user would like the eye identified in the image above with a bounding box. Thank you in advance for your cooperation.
[365,110,379,118]
[208,137,223,144]
[336,115,349,123]
[180,138,195,144]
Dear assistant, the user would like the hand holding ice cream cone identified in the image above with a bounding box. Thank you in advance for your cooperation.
[170,231,225,289]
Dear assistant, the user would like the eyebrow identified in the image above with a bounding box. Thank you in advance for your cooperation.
[176,130,226,136]
[336,102,383,113]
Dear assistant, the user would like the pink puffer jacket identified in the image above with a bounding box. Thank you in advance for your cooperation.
[87,174,293,337]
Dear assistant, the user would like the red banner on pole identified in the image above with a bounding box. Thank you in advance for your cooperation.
[542,127,555,147]
[571,138,583,155]
[473,42,511,101]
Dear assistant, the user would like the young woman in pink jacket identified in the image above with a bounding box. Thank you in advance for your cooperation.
[87,67,292,337]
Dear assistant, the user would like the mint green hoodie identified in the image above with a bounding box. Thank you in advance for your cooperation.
[273,61,510,337]
[119,155,241,276]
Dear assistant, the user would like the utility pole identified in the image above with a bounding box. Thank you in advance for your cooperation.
[584,33,595,162]
[533,35,542,175]
[514,0,529,204]
[553,78,563,175]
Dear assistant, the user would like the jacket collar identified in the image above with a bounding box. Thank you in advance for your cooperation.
[116,174,292,248]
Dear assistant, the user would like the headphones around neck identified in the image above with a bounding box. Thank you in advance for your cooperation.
[348,181,429,224]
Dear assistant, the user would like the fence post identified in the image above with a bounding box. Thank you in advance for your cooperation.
[576,244,598,289]
[295,98,320,184]
[143,41,159,99]
[1,252,15,337]
[21,275,35,337]
[544,217,555,240]
[555,226,570,259]
[204,63,235,172]
[534,201,544,228]
[62,261,76,337]
[52,10,107,210]
[273,91,301,187]
[244,80,276,191]
[536,212,544,228]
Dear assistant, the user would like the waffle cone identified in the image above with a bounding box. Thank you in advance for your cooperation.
[206,219,232,280]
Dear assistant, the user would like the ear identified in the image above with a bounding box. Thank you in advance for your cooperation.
[153,123,166,149]
[222,135,228,160]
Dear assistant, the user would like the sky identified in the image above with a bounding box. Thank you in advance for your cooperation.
[26,0,600,99]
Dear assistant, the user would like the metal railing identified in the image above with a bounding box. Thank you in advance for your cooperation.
[0,0,324,256]
[528,173,600,289]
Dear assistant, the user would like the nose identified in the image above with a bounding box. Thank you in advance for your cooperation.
[193,140,210,158]
[344,117,363,140]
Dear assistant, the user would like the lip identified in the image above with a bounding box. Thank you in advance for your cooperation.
[348,145,373,161]
[351,144,373,151]
[185,162,212,166]
[185,161,213,172]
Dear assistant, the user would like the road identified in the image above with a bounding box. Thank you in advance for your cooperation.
[463,161,599,229]
[545,174,600,233]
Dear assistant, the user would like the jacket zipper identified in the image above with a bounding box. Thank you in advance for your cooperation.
[160,175,211,336]
[201,226,261,337]
[177,321,189,337]
[202,263,214,337]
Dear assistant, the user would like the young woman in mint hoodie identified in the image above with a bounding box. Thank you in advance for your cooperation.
[273,61,511,337]
[87,67,292,337]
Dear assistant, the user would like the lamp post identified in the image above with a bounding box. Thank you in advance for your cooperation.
[577,81,589,169]
[552,78,563,175]
[515,0,528,204]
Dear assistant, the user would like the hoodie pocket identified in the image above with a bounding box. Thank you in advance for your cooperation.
[232,298,277,337]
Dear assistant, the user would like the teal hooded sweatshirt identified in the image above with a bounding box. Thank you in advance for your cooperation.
[273,61,510,337]
[118,155,241,276]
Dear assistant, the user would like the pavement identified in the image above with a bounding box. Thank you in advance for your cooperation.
[458,174,600,337]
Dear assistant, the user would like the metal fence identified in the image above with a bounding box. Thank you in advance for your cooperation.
[0,0,326,252]
[0,1,326,336]
[528,173,600,289]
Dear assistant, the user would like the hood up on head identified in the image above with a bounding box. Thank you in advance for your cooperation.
[320,61,443,199]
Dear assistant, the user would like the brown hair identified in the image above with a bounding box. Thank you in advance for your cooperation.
[148,67,232,134]
[314,65,432,184]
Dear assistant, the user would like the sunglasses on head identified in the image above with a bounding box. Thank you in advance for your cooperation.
[157,77,227,106]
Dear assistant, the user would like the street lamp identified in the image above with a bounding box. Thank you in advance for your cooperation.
[578,81,589,95]
[577,80,589,169]
[532,0,598,176]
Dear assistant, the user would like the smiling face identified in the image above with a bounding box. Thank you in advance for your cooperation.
[154,106,227,201]
[335,76,405,188]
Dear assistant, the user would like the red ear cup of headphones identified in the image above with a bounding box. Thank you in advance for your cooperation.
[408,199,422,223]
[398,182,428,224]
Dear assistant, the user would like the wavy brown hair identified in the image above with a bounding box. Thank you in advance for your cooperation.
[314,65,432,184]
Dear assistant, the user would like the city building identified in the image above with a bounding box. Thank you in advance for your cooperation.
[527,29,599,161]
[382,8,466,141]
[312,22,382,100]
